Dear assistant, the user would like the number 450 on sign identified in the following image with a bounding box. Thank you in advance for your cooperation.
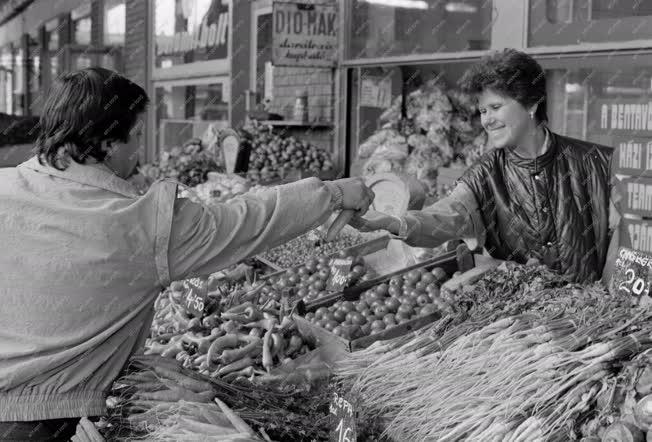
[610,247,652,305]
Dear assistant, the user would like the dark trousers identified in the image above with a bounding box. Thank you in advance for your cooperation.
[0,419,79,441]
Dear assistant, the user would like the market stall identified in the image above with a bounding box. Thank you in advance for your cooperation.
[74,124,652,442]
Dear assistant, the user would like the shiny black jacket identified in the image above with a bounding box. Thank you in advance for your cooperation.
[460,131,613,283]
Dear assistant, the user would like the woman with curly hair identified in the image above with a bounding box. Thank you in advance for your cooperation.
[352,49,616,283]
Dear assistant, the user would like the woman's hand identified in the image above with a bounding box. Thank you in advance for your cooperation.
[349,210,400,235]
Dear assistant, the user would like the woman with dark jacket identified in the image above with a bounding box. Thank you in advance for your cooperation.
[352,49,615,283]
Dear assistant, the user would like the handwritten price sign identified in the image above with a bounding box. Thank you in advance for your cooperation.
[183,277,208,318]
[329,391,356,442]
[610,247,652,306]
[326,257,353,292]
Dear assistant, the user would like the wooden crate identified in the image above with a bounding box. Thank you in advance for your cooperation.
[293,251,464,356]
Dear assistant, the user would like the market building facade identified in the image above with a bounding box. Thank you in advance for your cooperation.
[0,0,340,168]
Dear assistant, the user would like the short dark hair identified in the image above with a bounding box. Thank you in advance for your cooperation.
[460,49,548,123]
[36,67,149,170]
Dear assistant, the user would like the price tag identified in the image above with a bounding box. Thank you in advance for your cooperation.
[329,391,357,442]
[183,277,208,318]
[609,247,652,306]
[326,257,353,292]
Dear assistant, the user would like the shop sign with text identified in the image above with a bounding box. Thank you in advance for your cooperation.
[593,98,652,134]
[617,176,652,217]
[272,2,338,67]
[612,135,652,178]
[155,0,229,66]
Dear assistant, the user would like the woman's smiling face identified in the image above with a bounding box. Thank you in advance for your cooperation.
[478,89,534,149]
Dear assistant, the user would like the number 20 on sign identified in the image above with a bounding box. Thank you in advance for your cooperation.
[611,247,652,305]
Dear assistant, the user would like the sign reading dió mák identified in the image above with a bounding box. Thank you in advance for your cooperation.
[272,2,338,67]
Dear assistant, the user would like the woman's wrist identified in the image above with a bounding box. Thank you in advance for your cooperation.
[387,215,406,236]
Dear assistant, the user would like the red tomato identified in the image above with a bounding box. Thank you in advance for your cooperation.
[311,280,325,291]
[374,305,390,318]
[416,294,431,306]
[314,307,328,319]
[341,301,355,312]
[389,277,403,287]
[361,323,372,336]
[375,283,389,296]
[333,309,346,322]
[350,312,367,325]
[318,268,330,280]
[395,312,411,322]
[355,301,368,313]
[323,320,339,331]
[332,326,343,336]
[388,286,401,297]
[370,320,386,333]
[415,281,427,291]
[420,273,436,284]
[431,267,448,282]
[323,312,336,322]
[383,313,397,326]
[384,297,401,313]
[397,304,414,316]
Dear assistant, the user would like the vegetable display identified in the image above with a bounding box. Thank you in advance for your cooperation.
[239,122,334,183]
[333,261,649,441]
[105,355,335,441]
[178,173,263,205]
[138,138,225,188]
[356,78,492,196]
[258,229,372,269]
[303,266,453,339]
[257,250,373,306]
[146,279,314,383]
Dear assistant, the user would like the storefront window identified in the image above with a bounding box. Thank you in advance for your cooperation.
[544,61,652,151]
[104,0,126,45]
[13,45,24,116]
[155,81,229,151]
[154,0,230,68]
[28,31,40,96]
[0,46,12,114]
[348,0,492,60]
[529,0,652,46]
[72,3,92,46]
[45,18,60,79]
[102,0,126,72]
[255,12,273,101]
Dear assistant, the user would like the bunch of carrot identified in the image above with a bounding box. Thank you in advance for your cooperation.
[335,308,652,441]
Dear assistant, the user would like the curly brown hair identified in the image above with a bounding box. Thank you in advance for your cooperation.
[460,49,548,123]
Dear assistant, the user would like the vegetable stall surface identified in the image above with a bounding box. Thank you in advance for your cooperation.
[304,266,452,339]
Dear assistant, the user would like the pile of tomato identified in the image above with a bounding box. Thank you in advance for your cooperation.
[304,266,454,340]
[257,251,374,306]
